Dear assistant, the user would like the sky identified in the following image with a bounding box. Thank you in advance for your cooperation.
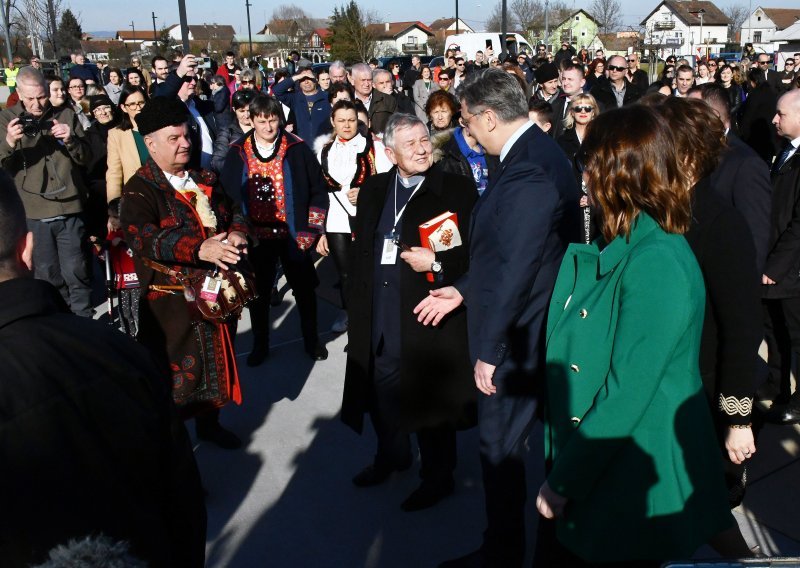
[67,0,800,37]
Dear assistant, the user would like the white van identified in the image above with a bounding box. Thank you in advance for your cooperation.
[445,33,533,61]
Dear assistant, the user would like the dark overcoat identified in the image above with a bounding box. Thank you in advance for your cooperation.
[121,159,250,419]
[341,164,478,433]
[763,145,800,299]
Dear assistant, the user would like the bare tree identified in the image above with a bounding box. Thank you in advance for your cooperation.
[269,4,314,56]
[723,3,748,43]
[485,2,504,33]
[510,0,544,31]
[590,0,622,34]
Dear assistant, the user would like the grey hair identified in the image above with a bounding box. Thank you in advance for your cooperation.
[329,60,346,74]
[458,68,527,123]
[372,68,391,81]
[15,65,46,89]
[382,113,426,148]
[241,68,256,82]
[350,62,371,78]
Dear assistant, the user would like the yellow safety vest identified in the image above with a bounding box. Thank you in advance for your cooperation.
[5,67,19,87]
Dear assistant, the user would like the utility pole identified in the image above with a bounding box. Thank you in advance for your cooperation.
[46,0,57,56]
[177,0,190,53]
[544,0,550,53]
[0,3,13,65]
[245,0,253,57]
[500,0,507,59]
[152,12,159,54]
[455,0,459,34]
[130,21,136,54]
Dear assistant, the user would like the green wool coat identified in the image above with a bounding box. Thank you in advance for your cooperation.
[544,213,733,563]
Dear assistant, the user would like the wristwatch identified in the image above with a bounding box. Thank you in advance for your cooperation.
[431,260,443,274]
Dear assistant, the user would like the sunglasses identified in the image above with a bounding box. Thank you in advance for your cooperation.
[573,105,594,113]
[182,75,198,83]
[787,62,796,66]
[241,80,254,84]
[607,65,626,72]
[708,62,718,66]
[758,60,770,65]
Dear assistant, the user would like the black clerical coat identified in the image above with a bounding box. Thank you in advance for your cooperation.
[341,164,477,433]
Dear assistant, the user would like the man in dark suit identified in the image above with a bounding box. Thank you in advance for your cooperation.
[417,69,580,567]
[342,114,478,512]
[756,53,781,92]
[350,62,398,135]
[550,63,586,139]
[762,89,800,423]
[154,54,218,170]
[740,68,779,167]
[690,83,773,273]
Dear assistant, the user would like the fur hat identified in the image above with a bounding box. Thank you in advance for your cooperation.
[136,96,190,136]
[534,62,559,84]
[89,95,113,112]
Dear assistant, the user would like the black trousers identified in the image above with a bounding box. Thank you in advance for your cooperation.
[327,232,352,309]
[248,238,320,349]
[478,368,539,567]
[762,298,800,403]
[369,335,457,482]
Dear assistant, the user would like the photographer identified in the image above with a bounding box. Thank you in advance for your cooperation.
[0,65,92,317]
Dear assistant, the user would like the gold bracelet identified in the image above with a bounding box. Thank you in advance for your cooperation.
[730,423,752,429]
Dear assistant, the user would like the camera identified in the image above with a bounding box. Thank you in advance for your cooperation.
[19,113,54,137]
[197,56,212,70]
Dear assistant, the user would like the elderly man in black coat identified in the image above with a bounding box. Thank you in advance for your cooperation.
[342,113,477,512]
[0,174,206,567]
[762,89,800,424]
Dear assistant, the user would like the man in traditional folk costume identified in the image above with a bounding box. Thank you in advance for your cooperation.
[121,97,251,449]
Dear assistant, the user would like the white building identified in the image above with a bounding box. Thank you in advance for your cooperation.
[742,7,800,57]
[641,0,730,61]
[366,21,434,57]
[772,20,800,69]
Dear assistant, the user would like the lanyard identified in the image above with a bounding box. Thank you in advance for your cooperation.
[392,175,424,234]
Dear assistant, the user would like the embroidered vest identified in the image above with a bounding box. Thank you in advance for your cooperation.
[244,134,290,239]
[320,136,377,192]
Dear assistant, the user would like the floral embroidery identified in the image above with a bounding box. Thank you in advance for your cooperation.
[245,134,290,239]
[296,232,315,251]
[308,207,326,232]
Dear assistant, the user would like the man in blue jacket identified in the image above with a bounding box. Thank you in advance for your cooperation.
[272,65,331,147]
[416,68,581,567]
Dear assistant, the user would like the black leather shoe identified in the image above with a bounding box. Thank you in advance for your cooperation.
[197,424,243,449]
[246,344,269,367]
[352,458,412,487]
[438,549,487,568]
[764,404,800,425]
[401,478,454,512]
[306,343,328,361]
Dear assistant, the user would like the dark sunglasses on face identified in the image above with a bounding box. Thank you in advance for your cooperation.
[573,105,594,113]
[607,65,626,72]
[786,61,795,66]
[708,62,718,66]
[241,80,254,84]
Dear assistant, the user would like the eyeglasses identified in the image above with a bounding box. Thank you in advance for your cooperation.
[786,61,795,66]
[241,80,254,85]
[182,75,197,84]
[708,62,718,67]
[573,105,594,113]
[93,105,112,114]
[69,85,85,90]
[627,59,635,63]
[462,109,486,125]
[607,65,626,72]
[124,100,146,109]
[440,76,451,81]
[758,60,770,65]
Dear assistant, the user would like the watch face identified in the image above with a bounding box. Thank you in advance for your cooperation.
[432,261,442,273]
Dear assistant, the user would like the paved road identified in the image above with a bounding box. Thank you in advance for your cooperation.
[104,257,800,566]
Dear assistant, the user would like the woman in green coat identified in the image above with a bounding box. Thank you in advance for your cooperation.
[536,106,739,565]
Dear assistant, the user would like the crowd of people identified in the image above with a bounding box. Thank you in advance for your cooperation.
[1,41,799,567]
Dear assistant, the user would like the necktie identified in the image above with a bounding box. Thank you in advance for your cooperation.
[773,144,794,173]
